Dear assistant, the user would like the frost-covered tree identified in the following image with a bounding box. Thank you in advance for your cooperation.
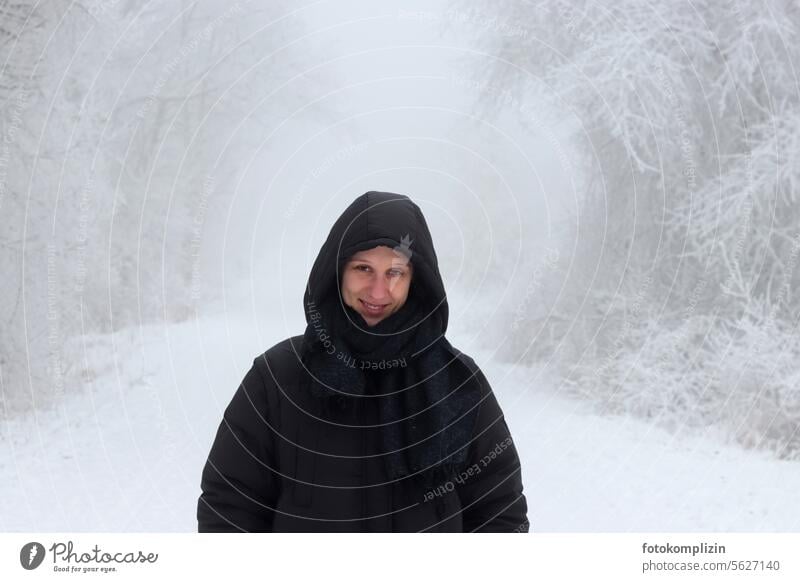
[461,0,800,457]
[1,1,320,416]
[1,1,79,417]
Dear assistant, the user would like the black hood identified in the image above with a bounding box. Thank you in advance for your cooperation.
[303,191,448,333]
[299,191,482,487]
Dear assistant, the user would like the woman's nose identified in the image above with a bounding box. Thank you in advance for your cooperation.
[369,276,390,300]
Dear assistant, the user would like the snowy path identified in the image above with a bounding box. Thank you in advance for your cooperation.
[1,310,798,532]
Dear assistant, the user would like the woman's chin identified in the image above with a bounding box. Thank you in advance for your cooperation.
[360,312,383,326]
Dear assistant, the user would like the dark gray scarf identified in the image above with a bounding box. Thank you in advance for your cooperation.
[302,289,479,488]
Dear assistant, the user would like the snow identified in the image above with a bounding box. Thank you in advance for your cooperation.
[1,300,798,532]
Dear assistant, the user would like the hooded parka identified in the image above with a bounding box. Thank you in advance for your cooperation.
[197,191,529,532]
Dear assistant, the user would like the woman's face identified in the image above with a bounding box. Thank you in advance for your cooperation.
[341,245,413,326]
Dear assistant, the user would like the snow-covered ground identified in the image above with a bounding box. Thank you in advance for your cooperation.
[1,305,799,532]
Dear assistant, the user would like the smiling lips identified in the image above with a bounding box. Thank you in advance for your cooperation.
[359,298,389,316]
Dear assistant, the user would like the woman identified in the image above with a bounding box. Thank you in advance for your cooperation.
[197,191,529,532]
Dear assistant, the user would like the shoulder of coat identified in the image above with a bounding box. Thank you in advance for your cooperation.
[442,340,491,395]
[252,335,306,379]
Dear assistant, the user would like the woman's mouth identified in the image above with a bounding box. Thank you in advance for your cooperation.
[359,299,388,316]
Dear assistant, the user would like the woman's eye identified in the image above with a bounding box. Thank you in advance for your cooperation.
[352,264,405,277]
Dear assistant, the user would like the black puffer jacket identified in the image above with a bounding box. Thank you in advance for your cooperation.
[197,192,529,532]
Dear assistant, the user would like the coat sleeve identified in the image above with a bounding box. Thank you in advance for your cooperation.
[197,359,280,532]
[457,369,530,533]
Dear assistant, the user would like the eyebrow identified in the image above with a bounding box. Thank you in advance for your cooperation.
[350,258,411,269]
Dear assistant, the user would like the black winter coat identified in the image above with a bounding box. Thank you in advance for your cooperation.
[197,336,529,532]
